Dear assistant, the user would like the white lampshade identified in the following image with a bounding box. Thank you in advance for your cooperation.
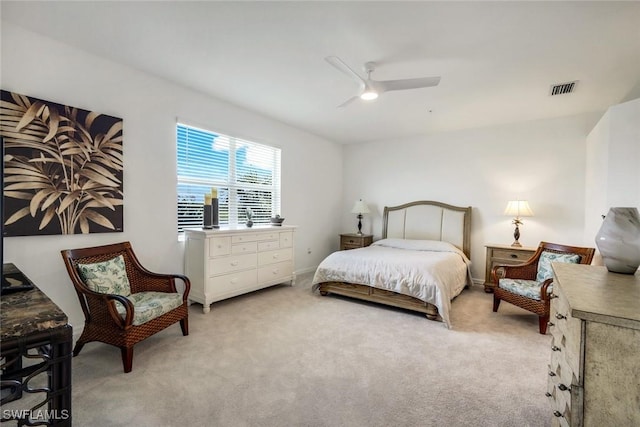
[351,199,370,214]
[504,200,534,218]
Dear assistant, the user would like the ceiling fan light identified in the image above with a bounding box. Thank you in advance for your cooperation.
[360,91,378,101]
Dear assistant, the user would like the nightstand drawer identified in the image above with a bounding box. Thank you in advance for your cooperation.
[342,244,363,250]
[492,249,533,262]
[340,233,373,250]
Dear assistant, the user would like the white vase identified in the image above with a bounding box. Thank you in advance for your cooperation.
[595,207,640,274]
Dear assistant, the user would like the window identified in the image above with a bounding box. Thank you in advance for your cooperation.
[177,123,281,232]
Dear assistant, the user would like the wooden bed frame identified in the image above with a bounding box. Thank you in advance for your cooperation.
[317,200,472,320]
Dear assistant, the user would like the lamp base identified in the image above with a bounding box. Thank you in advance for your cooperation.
[511,224,522,247]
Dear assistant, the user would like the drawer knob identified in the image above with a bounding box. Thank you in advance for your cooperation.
[558,384,571,392]
[548,371,556,377]
[273,253,279,259]
[231,261,239,266]
[349,239,355,243]
[553,411,562,418]
[549,294,558,299]
[555,313,567,320]
[547,322,555,328]
[551,345,561,352]
[272,269,279,275]
[545,392,552,397]
[510,254,518,259]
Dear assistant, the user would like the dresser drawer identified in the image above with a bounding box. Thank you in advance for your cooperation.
[209,253,257,275]
[550,294,582,376]
[209,237,231,257]
[547,379,572,427]
[279,232,293,248]
[256,232,280,241]
[258,240,280,252]
[257,260,293,283]
[232,233,259,244]
[231,241,257,254]
[208,269,257,295]
[547,363,574,426]
[258,248,292,266]
[549,340,576,390]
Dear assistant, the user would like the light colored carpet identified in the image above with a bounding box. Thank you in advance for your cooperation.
[71,273,552,426]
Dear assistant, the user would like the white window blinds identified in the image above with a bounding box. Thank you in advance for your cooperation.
[177,123,281,232]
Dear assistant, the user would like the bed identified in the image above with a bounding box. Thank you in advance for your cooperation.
[312,200,472,328]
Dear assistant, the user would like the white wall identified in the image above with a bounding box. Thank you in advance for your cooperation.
[1,23,343,332]
[584,97,640,262]
[341,114,601,281]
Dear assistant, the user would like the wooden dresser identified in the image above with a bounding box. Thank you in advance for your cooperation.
[547,263,640,426]
[484,244,536,292]
[184,226,296,313]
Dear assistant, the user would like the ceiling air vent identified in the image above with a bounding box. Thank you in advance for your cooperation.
[550,81,578,96]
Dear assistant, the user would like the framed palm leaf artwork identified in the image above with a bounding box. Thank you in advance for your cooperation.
[1,90,123,236]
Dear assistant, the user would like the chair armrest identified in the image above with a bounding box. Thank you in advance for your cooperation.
[491,262,538,283]
[540,278,555,302]
[127,271,191,301]
[79,288,135,329]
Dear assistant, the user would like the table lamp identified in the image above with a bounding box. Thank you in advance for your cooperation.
[351,199,370,235]
[504,200,534,247]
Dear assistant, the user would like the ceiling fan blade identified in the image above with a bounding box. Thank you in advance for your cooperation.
[337,95,360,108]
[376,76,441,92]
[325,56,367,86]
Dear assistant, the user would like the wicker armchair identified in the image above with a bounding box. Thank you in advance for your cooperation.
[491,241,594,334]
[61,242,190,373]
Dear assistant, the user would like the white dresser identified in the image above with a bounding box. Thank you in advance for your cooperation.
[184,225,296,313]
[547,263,640,426]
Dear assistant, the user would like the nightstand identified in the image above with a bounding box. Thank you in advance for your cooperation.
[484,243,536,292]
[340,233,373,250]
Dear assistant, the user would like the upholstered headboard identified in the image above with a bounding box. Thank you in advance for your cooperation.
[382,201,472,259]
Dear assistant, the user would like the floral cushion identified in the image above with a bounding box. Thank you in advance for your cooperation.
[77,255,131,296]
[114,292,183,326]
[536,251,580,282]
[498,278,552,301]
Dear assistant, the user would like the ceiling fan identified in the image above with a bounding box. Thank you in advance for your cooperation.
[325,56,441,107]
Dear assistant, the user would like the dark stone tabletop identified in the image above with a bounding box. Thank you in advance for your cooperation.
[1,264,68,340]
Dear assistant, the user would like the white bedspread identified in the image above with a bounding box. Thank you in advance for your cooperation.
[312,239,472,328]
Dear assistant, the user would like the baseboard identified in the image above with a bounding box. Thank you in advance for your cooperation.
[295,266,317,276]
[472,277,484,286]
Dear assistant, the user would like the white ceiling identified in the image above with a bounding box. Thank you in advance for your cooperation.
[2,1,640,144]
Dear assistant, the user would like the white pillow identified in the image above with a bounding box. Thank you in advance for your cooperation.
[372,238,468,262]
